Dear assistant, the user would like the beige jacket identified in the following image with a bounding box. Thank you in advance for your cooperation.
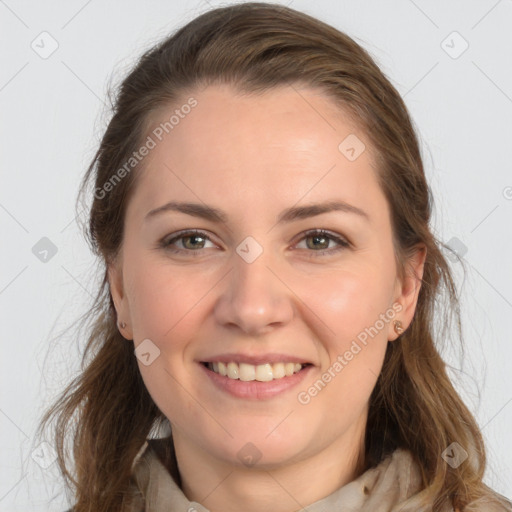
[127,436,467,512]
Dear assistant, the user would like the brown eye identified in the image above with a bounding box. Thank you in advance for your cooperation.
[160,228,350,258]
[295,229,350,256]
[160,230,215,256]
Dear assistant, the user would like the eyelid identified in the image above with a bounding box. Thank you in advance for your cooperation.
[160,229,218,252]
[159,228,350,256]
[291,229,351,256]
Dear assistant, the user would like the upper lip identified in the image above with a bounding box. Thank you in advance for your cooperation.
[199,353,313,365]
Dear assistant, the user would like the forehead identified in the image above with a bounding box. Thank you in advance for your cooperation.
[128,83,389,227]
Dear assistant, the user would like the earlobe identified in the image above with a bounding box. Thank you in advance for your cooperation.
[107,261,133,340]
[389,244,427,341]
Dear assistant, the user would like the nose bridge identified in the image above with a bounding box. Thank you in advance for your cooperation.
[214,235,293,334]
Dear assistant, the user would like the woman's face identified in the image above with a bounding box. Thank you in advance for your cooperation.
[109,83,425,469]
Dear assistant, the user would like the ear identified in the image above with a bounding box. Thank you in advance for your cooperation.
[107,257,134,340]
[389,243,427,341]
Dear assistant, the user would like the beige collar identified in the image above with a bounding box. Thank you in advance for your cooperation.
[129,436,454,512]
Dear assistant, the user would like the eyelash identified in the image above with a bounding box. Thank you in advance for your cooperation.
[159,229,350,257]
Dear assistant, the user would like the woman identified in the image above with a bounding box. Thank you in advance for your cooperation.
[38,2,511,511]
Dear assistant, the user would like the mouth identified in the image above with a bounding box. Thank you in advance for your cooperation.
[201,361,313,382]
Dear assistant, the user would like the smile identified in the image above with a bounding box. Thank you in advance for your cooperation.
[203,361,309,381]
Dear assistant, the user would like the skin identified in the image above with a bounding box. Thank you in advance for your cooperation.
[109,83,426,512]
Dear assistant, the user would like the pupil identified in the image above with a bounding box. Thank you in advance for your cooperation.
[311,235,327,249]
[186,235,203,248]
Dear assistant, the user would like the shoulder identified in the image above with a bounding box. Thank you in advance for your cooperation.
[459,496,512,512]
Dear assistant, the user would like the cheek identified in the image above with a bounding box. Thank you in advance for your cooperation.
[124,258,207,422]
[296,265,393,397]
[298,265,394,346]
[295,270,391,428]
[125,256,202,342]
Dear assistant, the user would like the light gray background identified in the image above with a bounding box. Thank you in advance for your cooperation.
[1,0,511,510]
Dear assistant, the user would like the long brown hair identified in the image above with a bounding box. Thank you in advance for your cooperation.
[37,3,511,511]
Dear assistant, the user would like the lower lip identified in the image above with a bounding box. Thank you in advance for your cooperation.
[199,363,314,400]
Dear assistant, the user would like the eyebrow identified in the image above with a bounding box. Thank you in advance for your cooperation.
[144,200,369,224]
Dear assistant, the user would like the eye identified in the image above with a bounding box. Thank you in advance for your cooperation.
[160,230,215,256]
[159,228,350,257]
[294,229,350,256]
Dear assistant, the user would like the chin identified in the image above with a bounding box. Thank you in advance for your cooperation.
[209,428,310,469]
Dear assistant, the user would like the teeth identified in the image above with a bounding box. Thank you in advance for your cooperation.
[207,361,305,381]
[273,362,285,379]
[240,362,256,381]
[227,362,239,379]
[218,362,227,376]
[255,363,273,382]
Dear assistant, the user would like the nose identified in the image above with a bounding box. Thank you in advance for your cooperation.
[213,245,294,336]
